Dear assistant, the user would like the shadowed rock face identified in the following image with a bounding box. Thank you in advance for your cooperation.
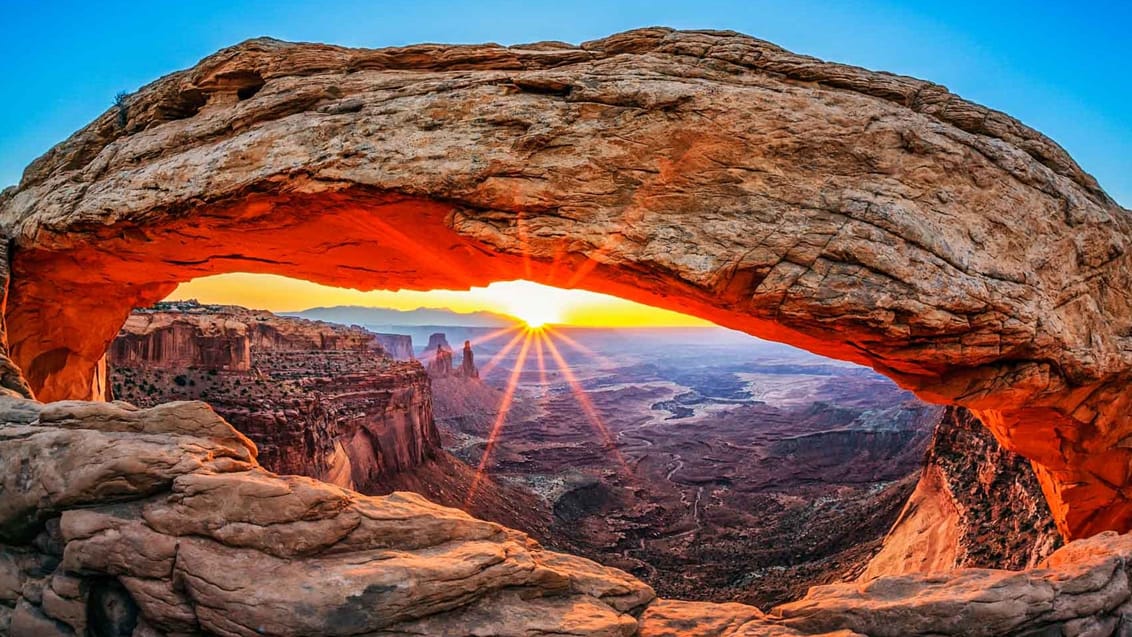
[863,407,1062,579]
[0,27,1129,538]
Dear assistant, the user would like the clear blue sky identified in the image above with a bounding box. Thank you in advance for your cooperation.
[2,0,1129,207]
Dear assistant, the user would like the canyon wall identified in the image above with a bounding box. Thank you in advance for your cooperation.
[863,407,1063,579]
[6,396,1132,637]
[373,332,415,360]
[111,312,253,372]
[108,303,440,492]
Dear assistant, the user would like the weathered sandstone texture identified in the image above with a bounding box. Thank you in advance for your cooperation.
[863,407,1062,579]
[5,396,1132,636]
[1,28,1129,537]
[0,398,652,636]
[109,303,440,492]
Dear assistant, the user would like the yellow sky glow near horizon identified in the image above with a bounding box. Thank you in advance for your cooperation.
[165,273,715,327]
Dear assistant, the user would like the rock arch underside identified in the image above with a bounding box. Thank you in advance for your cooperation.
[2,27,1132,636]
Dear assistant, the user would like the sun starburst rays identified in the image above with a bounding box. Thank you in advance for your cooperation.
[464,321,629,505]
[539,329,629,470]
[459,191,644,503]
[465,332,532,505]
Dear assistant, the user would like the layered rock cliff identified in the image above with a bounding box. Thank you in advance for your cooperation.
[112,300,384,371]
[863,407,1063,579]
[109,303,440,492]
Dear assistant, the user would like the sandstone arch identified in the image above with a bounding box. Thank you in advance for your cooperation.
[1,28,1130,540]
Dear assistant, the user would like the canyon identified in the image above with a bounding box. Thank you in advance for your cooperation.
[427,326,1063,607]
[2,25,1132,636]
[106,303,548,537]
[108,301,437,491]
[107,303,1064,609]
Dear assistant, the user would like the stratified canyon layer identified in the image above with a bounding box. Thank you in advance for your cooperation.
[3,26,1132,636]
[109,305,552,537]
[109,301,438,491]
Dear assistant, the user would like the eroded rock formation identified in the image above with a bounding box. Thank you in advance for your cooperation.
[425,344,455,378]
[111,300,385,371]
[863,407,1062,579]
[5,395,1132,636]
[0,398,652,636]
[423,332,481,379]
[109,303,439,492]
[1,28,1129,537]
[461,339,479,379]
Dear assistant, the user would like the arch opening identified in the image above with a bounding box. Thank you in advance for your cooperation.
[105,271,975,606]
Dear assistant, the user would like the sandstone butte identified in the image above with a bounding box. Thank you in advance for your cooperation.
[1,26,1132,636]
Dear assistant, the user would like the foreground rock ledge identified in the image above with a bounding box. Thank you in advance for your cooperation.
[3,397,1132,636]
[1,28,1130,539]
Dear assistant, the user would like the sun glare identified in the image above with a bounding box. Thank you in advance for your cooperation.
[495,281,563,328]
[515,309,554,329]
[167,275,715,327]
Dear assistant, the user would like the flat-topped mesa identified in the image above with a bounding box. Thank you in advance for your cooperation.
[112,300,386,373]
[109,304,438,491]
[374,333,415,360]
[424,333,452,354]
[2,27,1130,537]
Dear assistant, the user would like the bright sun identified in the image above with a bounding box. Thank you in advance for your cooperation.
[514,308,555,329]
[497,281,563,328]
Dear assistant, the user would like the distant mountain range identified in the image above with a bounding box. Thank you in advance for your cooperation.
[289,305,520,328]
